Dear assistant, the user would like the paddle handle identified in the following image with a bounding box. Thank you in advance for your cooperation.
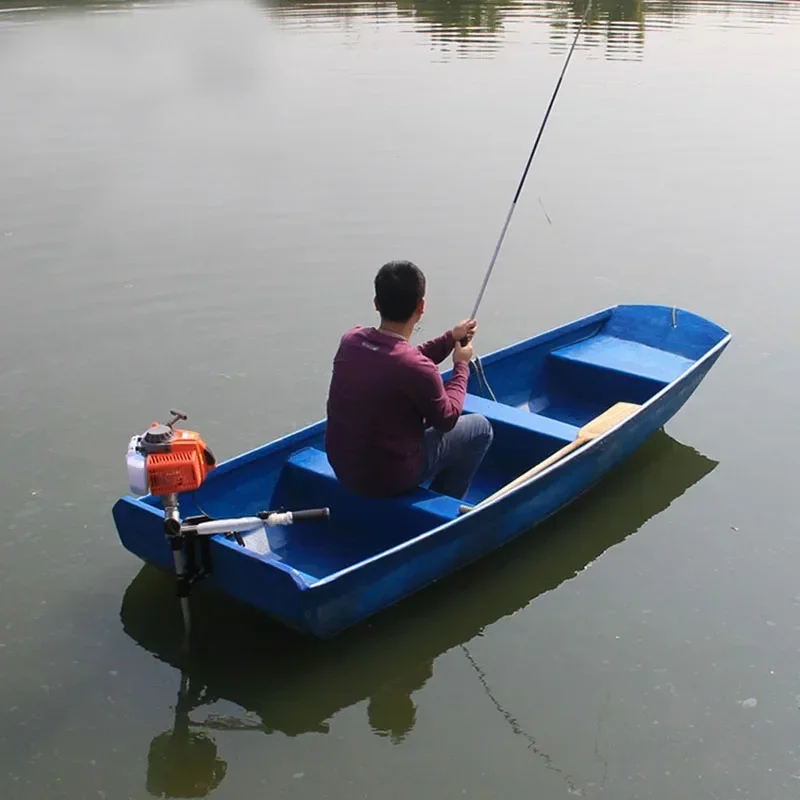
[459,436,586,515]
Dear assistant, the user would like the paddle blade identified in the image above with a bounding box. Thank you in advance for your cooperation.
[578,402,640,441]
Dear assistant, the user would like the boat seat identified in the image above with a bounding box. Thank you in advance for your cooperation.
[463,393,578,443]
[276,446,462,528]
[548,334,694,385]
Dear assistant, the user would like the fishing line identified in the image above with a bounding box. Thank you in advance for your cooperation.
[459,643,581,793]
[469,0,592,399]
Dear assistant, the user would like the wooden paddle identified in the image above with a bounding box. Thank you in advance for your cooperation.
[458,401,640,515]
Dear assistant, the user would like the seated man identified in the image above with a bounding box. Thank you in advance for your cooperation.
[325,260,493,500]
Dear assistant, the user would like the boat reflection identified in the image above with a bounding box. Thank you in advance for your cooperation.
[121,428,716,797]
[145,673,229,799]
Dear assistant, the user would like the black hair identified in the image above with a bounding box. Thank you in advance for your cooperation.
[374,260,426,323]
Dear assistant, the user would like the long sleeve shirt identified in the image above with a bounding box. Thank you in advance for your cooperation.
[324,326,468,496]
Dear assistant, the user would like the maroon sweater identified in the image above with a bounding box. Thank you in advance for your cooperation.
[324,326,469,496]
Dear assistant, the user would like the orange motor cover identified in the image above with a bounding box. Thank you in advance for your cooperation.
[145,427,216,495]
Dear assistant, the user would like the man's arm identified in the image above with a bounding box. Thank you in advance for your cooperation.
[417,330,455,365]
[407,355,470,433]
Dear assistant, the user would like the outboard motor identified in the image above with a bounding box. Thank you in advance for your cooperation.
[124,410,329,639]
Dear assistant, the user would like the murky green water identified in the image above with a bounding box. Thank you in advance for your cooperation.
[1,1,799,797]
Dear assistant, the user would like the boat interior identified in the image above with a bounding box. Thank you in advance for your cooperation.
[152,306,721,582]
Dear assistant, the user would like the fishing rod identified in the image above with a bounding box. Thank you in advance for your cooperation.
[468,0,593,322]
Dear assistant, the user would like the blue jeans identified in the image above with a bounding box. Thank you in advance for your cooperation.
[418,414,494,500]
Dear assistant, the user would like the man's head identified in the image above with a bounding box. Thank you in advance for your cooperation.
[374,260,426,324]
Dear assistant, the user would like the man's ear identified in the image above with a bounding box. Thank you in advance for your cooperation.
[417,297,425,316]
[374,296,381,313]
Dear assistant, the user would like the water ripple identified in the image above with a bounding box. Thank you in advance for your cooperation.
[2,1,798,59]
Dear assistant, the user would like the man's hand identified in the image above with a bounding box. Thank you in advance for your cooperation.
[452,319,477,344]
[454,339,474,364]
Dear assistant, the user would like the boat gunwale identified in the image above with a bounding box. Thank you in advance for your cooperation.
[306,325,732,589]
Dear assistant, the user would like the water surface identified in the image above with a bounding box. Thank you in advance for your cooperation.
[1,1,799,798]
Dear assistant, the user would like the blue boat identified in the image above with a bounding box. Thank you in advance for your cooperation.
[111,303,730,638]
